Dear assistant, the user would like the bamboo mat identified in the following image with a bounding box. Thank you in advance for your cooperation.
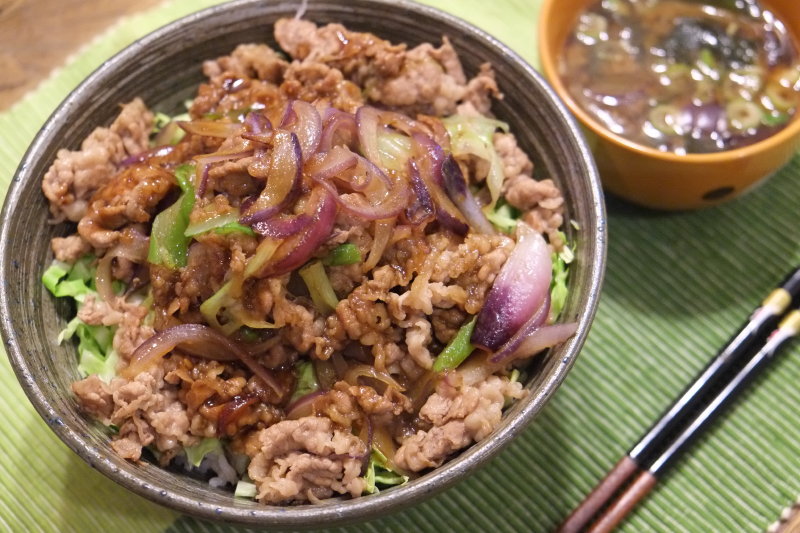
[1,0,800,531]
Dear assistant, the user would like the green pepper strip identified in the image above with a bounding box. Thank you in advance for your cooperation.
[289,361,321,405]
[148,164,196,269]
[432,316,478,372]
[299,261,339,314]
[215,222,256,236]
[323,243,362,266]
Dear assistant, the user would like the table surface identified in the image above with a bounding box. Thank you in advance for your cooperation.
[0,0,162,110]
[2,1,800,532]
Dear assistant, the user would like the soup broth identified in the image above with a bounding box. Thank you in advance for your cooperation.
[559,0,800,154]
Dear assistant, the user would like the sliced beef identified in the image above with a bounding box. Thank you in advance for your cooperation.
[42,98,153,222]
[247,416,367,503]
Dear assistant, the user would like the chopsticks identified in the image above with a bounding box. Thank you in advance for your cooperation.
[557,267,800,533]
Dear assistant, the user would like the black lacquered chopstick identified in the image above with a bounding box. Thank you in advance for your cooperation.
[557,267,800,533]
[587,309,800,533]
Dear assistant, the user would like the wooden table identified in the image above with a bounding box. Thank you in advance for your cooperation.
[0,0,163,110]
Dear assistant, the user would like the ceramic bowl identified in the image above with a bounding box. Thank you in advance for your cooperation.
[539,0,800,210]
[0,0,605,527]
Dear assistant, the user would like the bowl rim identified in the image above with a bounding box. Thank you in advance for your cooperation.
[538,0,800,164]
[0,0,606,527]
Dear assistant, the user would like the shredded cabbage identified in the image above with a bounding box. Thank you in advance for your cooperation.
[486,200,521,235]
[42,255,118,382]
[550,232,574,321]
[185,437,223,467]
[364,448,408,494]
[442,115,508,211]
[289,360,320,404]
[377,131,413,171]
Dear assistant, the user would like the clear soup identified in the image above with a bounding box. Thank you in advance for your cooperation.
[559,0,800,154]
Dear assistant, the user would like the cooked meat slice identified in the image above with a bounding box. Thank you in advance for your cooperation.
[494,132,534,181]
[274,18,499,116]
[504,175,565,244]
[42,98,153,222]
[280,61,364,112]
[248,416,367,503]
[202,43,288,82]
[395,375,525,471]
[77,164,174,249]
[71,374,114,422]
[51,235,91,263]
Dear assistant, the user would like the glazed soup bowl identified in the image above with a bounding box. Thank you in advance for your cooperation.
[539,0,800,210]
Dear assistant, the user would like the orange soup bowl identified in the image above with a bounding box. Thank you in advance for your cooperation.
[539,0,800,210]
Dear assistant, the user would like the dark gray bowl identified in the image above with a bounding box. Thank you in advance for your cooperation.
[0,0,605,527]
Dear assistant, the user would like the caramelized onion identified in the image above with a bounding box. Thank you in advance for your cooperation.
[404,161,436,225]
[240,131,302,224]
[440,155,495,234]
[280,100,322,159]
[356,106,382,164]
[178,120,243,138]
[251,213,312,238]
[408,157,468,235]
[379,109,426,137]
[285,390,326,419]
[95,229,150,307]
[319,108,358,151]
[217,394,259,434]
[193,149,254,197]
[122,324,282,395]
[244,111,272,135]
[251,186,337,278]
[308,145,358,181]
[344,364,406,392]
[120,145,176,168]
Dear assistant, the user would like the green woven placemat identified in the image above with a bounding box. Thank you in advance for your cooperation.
[2,1,800,531]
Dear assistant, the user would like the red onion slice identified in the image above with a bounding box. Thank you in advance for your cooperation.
[440,155,495,234]
[251,213,312,238]
[409,157,468,236]
[244,111,272,135]
[404,164,436,226]
[193,150,253,198]
[310,150,408,221]
[471,226,552,351]
[487,293,550,363]
[319,108,358,152]
[122,324,282,394]
[499,323,578,363]
[379,110,426,137]
[356,106,382,164]
[241,131,302,225]
[308,146,358,181]
[285,390,326,420]
[252,186,337,278]
[120,145,176,168]
[280,100,322,160]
